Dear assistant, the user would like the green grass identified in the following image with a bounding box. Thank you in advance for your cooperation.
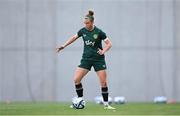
[0,102,180,115]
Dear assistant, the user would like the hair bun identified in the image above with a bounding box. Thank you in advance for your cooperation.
[88,10,94,16]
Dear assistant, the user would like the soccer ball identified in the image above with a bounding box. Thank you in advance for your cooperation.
[94,96,113,104]
[72,97,85,109]
[154,96,167,104]
[94,96,103,104]
[114,96,126,104]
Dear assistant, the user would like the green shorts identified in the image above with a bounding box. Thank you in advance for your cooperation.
[78,59,107,71]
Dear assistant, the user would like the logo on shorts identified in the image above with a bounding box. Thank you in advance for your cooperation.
[102,65,106,68]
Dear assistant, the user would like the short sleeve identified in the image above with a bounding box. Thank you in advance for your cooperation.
[99,30,107,40]
[77,29,83,37]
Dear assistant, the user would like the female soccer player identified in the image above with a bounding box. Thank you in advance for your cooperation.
[56,10,115,109]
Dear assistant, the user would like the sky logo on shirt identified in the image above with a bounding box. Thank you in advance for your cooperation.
[85,40,95,46]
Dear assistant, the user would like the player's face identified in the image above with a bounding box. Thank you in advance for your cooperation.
[84,19,93,29]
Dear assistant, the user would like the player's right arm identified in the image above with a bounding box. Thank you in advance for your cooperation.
[56,34,79,53]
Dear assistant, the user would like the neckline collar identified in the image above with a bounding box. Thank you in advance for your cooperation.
[85,25,95,32]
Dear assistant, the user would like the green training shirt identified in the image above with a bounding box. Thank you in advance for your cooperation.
[77,26,107,61]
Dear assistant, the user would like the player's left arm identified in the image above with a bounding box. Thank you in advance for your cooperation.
[98,38,112,55]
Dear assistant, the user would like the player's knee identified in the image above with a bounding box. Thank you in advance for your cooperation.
[74,77,81,85]
[101,81,107,87]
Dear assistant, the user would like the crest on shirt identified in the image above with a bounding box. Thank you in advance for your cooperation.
[93,34,98,39]
[83,34,86,37]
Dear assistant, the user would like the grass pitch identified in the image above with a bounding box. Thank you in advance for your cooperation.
[0,102,180,115]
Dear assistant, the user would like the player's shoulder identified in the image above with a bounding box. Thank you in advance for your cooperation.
[78,27,86,32]
[95,26,105,33]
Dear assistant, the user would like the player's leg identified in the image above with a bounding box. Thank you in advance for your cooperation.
[70,67,89,108]
[96,70,115,109]
[93,60,108,104]
[96,70,108,104]
[74,67,89,98]
[74,59,92,98]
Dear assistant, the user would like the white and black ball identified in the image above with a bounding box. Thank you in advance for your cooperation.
[72,97,86,109]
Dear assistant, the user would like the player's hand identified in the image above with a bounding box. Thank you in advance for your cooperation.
[56,45,65,53]
[97,48,104,55]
